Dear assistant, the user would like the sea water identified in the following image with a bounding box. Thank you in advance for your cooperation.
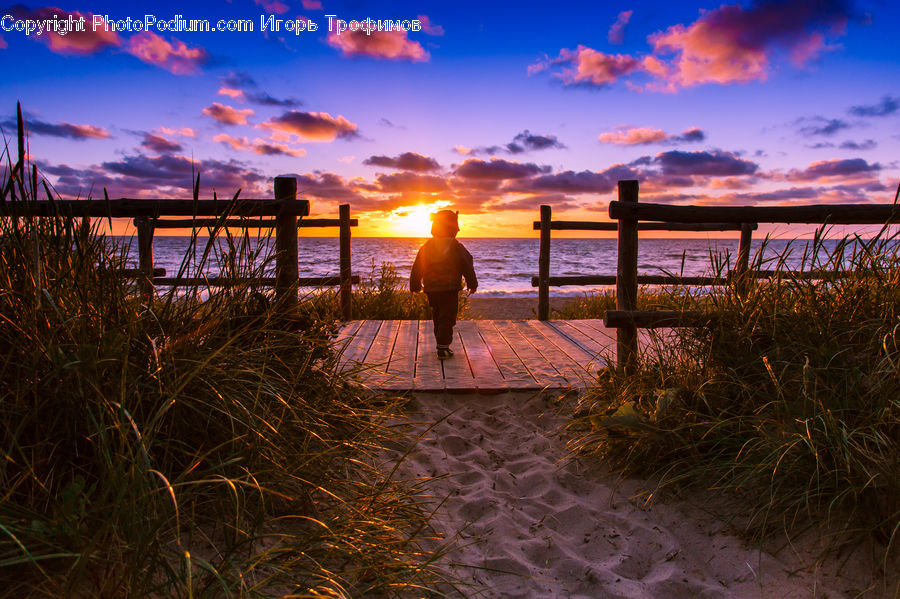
[122,235,859,298]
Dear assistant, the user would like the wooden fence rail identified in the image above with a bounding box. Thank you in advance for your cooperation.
[532,185,757,321]
[2,176,359,320]
[606,180,900,372]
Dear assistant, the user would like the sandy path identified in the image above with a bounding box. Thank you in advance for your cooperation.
[389,391,884,598]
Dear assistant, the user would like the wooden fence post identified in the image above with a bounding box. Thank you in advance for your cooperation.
[616,180,639,374]
[274,176,299,310]
[339,203,352,321]
[735,222,754,293]
[538,204,551,321]
[135,217,155,299]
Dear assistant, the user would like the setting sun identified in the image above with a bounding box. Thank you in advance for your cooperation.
[388,202,451,237]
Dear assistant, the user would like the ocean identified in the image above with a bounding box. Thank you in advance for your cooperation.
[120,235,857,298]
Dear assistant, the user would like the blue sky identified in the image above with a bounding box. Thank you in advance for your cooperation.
[2,0,898,236]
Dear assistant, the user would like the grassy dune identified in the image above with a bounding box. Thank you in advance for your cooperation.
[0,131,450,597]
[570,230,900,566]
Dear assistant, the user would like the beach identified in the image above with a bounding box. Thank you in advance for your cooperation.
[464,296,579,319]
[386,391,887,598]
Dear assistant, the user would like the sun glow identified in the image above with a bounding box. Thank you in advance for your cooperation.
[388,202,451,237]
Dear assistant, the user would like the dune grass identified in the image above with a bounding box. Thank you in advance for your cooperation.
[570,228,900,572]
[0,119,453,597]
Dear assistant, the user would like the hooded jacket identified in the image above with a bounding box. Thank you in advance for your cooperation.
[410,237,477,294]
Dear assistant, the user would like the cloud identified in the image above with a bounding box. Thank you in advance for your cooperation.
[849,95,899,118]
[213,133,306,157]
[141,133,182,153]
[608,10,633,45]
[454,158,551,180]
[794,116,851,137]
[160,126,196,138]
[417,15,445,36]
[126,31,208,75]
[532,0,855,91]
[646,0,853,90]
[489,193,581,212]
[327,29,429,62]
[654,150,759,177]
[301,0,323,9]
[599,126,667,145]
[0,35,6,49]
[462,130,566,156]
[202,103,254,125]
[374,172,449,194]
[255,0,289,14]
[535,46,643,86]
[363,152,441,172]
[219,72,302,107]
[598,125,706,145]
[9,115,110,140]
[44,153,268,198]
[260,110,358,141]
[839,139,876,150]
[787,158,881,181]
[506,165,639,194]
[9,6,120,55]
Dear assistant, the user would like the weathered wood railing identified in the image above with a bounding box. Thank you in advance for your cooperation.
[606,180,900,372]
[532,180,756,321]
[1,176,359,320]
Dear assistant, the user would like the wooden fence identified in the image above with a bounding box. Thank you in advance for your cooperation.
[533,180,757,321]
[536,179,900,372]
[2,176,359,320]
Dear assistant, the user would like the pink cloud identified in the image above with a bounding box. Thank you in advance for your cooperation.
[218,86,244,99]
[598,125,705,145]
[301,0,323,9]
[599,126,668,145]
[608,10,633,45]
[261,110,358,141]
[213,133,306,157]
[538,46,642,86]
[160,126,196,138]
[647,1,850,90]
[202,103,254,125]
[417,15,445,36]
[126,31,208,75]
[0,35,7,50]
[327,29,429,62]
[532,1,853,92]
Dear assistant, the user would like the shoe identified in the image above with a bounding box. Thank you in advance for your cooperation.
[437,347,454,360]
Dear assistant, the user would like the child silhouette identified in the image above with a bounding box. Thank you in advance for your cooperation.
[410,210,478,359]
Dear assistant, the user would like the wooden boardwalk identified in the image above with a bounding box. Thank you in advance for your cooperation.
[334,320,617,393]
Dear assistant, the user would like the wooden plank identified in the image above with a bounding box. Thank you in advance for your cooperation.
[363,320,401,387]
[477,321,538,389]
[521,321,596,387]
[440,330,477,392]
[383,320,418,391]
[608,200,900,225]
[533,321,606,381]
[414,321,444,391]
[457,321,506,393]
[492,321,569,388]
[333,320,363,362]
[338,319,382,373]
[547,321,611,368]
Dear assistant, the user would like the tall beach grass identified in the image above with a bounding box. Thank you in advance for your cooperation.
[0,115,452,597]
[571,227,900,580]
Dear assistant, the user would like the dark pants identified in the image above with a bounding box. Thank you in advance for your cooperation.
[426,290,458,348]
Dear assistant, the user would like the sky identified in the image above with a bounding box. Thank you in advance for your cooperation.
[1,0,898,237]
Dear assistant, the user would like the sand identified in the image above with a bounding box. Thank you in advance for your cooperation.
[385,391,891,598]
[464,296,579,320]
